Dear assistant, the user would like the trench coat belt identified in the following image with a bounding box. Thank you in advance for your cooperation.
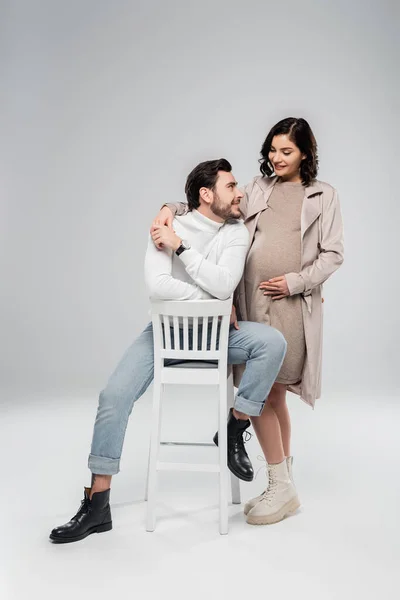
[302,292,312,314]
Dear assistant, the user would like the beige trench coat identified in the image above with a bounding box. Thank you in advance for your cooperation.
[233,176,344,408]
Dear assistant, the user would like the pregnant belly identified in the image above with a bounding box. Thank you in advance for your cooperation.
[246,239,301,282]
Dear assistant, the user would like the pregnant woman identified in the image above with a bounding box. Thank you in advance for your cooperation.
[150,117,344,525]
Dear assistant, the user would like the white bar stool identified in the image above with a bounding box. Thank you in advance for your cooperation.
[145,298,241,535]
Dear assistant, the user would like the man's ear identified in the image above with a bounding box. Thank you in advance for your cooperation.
[199,187,212,206]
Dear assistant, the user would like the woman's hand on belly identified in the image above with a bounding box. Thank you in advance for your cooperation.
[259,275,290,301]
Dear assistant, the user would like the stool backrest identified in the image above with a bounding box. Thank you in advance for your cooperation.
[150,299,232,363]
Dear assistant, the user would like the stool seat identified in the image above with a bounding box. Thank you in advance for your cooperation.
[167,360,218,369]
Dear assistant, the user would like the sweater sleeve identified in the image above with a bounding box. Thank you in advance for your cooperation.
[144,235,209,300]
[177,225,249,300]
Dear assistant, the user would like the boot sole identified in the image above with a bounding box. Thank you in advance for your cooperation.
[229,465,253,482]
[246,497,300,525]
[213,433,253,482]
[49,521,112,543]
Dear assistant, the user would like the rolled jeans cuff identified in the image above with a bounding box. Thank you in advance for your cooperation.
[234,394,264,417]
[88,454,120,476]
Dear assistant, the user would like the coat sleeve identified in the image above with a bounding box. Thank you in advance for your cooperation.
[232,179,255,311]
[285,187,344,295]
[162,202,189,216]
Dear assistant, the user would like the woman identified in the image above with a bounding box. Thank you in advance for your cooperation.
[151,117,344,525]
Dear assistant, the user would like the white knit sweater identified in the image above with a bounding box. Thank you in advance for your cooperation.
[144,209,249,301]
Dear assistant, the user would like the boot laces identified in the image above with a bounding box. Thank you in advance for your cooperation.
[254,455,267,480]
[262,468,278,504]
[74,495,91,520]
[234,430,252,450]
[252,455,268,496]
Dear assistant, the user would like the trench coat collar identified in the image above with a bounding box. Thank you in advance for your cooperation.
[245,176,323,228]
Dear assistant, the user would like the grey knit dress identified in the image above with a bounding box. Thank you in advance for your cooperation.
[244,181,306,385]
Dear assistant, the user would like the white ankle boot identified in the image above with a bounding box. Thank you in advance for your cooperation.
[245,458,300,525]
[287,455,294,484]
[243,456,294,516]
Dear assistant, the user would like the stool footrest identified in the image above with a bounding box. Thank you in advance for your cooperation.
[160,441,215,447]
[157,461,220,473]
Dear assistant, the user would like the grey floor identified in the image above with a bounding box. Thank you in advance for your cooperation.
[2,386,399,600]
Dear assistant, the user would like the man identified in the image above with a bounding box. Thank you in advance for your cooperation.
[49,158,286,543]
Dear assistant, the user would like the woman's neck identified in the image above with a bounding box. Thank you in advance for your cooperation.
[279,172,302,183]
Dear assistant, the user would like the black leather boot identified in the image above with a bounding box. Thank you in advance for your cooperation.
[49,488,112,543]
[213,408,254,482]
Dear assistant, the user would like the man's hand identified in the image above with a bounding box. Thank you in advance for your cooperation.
[259,276,290,301]
[151,225,181,252]
[150,206,174,249]
[230,304,239,329]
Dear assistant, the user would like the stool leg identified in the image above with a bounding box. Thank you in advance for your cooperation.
[146,378,163,532]
[219,369,228,535]
[227,368,241,505]
[144,443,150,501]
[230,473,241,505]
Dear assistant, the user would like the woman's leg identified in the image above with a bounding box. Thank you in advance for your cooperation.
[250,400,285,466]
[268,383,291,458]
[249,383,290,464]
[245,382,299,524]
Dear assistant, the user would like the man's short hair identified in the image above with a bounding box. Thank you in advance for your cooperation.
[185,158,232,210]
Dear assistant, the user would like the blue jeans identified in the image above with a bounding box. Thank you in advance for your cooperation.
[88,321,286,475]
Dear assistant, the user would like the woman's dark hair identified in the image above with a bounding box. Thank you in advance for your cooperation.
[185,158,232,210]
[259,117,318,185]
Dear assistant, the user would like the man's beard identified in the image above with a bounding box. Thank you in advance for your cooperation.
[210,193,241,221]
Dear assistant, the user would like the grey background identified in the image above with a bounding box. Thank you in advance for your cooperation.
[1,0,399,399]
